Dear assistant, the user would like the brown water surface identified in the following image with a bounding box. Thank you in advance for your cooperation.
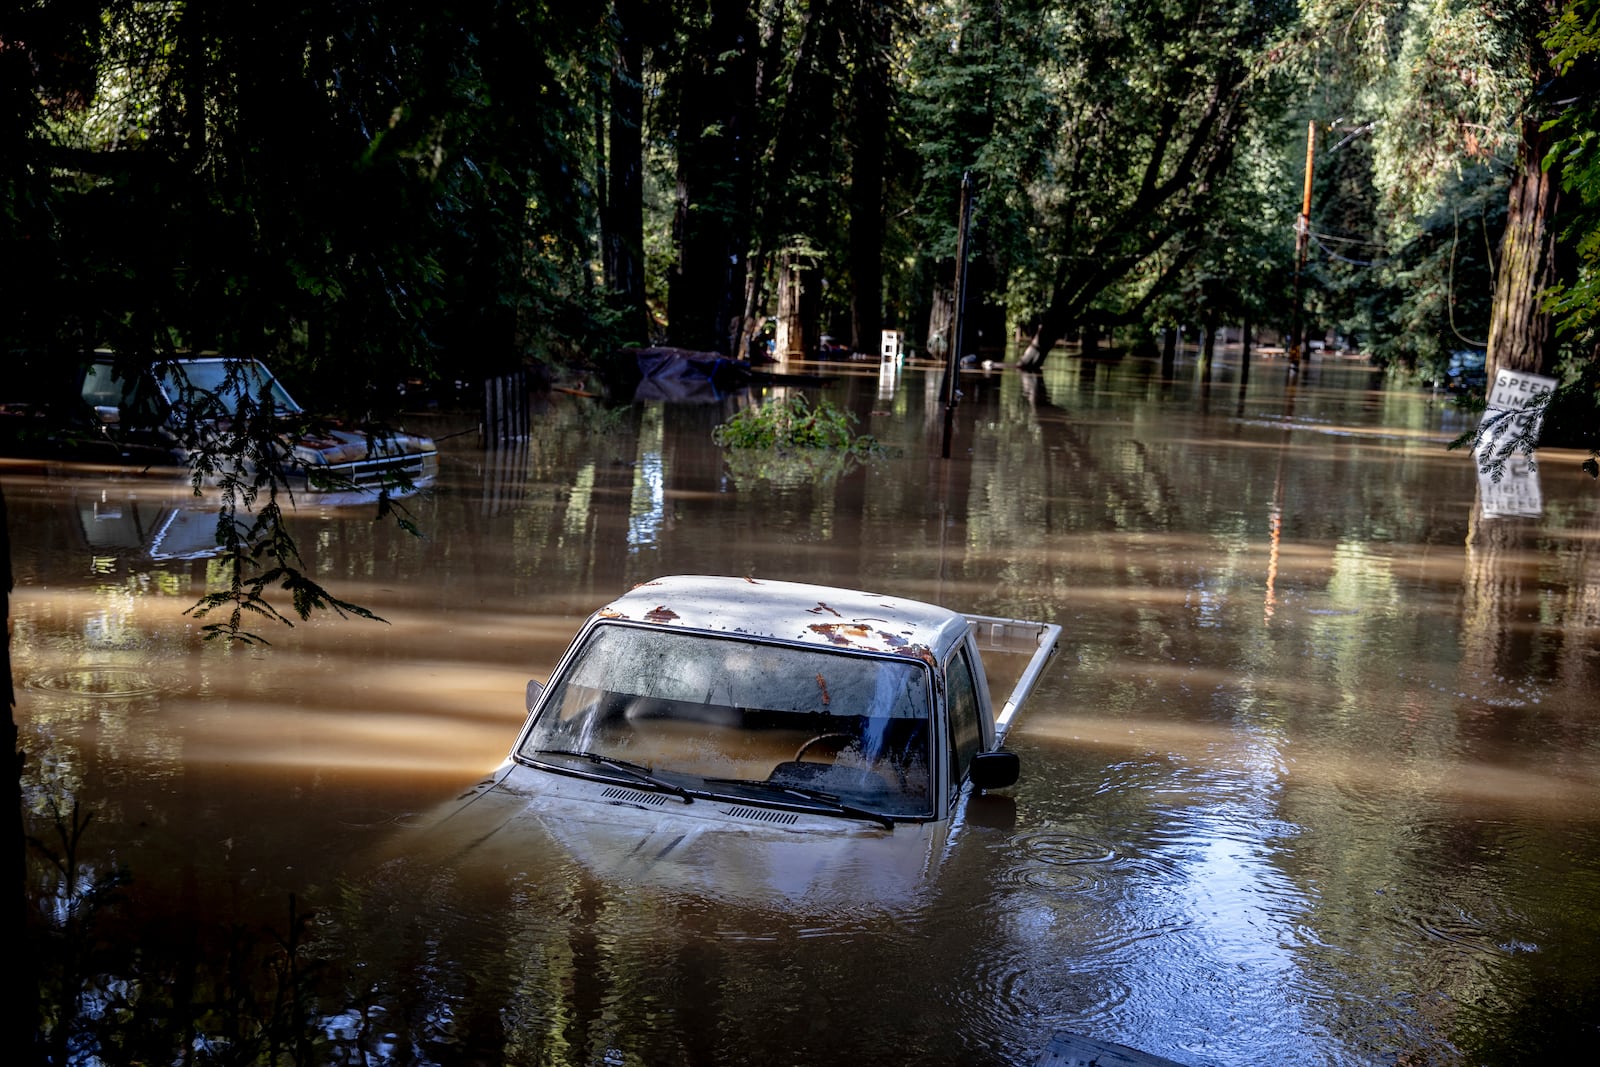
[8,354,1600,1065]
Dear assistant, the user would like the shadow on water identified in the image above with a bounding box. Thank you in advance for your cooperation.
[8,352,1600,1065]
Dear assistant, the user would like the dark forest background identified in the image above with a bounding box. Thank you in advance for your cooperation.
[3,1,1596,411]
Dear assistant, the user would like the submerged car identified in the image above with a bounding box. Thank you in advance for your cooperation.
[1443,349,1488,393]
[4,355,437,495]
[414,575,1061,911]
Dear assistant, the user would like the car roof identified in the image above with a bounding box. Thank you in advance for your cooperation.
[593,575,970,662]
[89,353,266,366]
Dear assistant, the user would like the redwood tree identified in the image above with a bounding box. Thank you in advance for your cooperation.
[663,0,761,353]
[601,0,652,344]
[1487,113,1563,380]
[1480,0,1576,384]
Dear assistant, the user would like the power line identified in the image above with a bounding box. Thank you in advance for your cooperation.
[1311,233,1386,267]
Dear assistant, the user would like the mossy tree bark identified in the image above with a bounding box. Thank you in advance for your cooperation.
[1486,118,1563,383]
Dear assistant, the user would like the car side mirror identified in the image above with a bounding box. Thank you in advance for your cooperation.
[525,679,545,714]
[970,750,1019,791]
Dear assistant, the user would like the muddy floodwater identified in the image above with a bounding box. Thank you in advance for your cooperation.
[7,354,1600,1066]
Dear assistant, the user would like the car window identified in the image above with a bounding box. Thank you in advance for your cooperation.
[518,623,935,818]
[81,364,126,408]
[946,647,982,784]
[155,361,301,416]
[81,363,166,426]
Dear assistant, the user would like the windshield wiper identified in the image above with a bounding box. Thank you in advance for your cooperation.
[529,748,694,804]
[778,786,895,830]
[701,777,894,830]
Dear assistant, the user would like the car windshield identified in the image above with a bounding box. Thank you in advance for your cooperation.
[155,360,301,417]
[517,623,934,819]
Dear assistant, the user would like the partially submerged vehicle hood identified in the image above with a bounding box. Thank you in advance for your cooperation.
[405,767,951,916]
[288,426,435,467]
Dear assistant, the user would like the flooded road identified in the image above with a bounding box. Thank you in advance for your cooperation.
[8,354,1600,1065]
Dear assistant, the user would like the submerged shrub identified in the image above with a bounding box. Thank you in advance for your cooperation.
[712,394,880,454]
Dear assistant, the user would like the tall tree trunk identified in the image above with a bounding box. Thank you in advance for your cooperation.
[730,5,788,358]
[1240,317,1253,386]
[745,0,836,359]
[1199,311,1218,379]
[1019,310,1068,371]
[847,1,890,354]
[735,250,770,361]
[604,0,649,343]
[1484,0,1570,388]
[775,253,818,359]
[3,482,31,1064]
[667,0,757,353]
[926,281,953,362]
[1486,117,1562,385]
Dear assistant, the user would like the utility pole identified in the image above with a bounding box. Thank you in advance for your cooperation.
[942,172,975,459]
[1289,120,1316,372]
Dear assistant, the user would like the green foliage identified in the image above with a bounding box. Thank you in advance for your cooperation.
[1360,167,1506,373]
[713,393,884,490]
[901,0,1300,357]
[2,1,607,401]
[1283,0,1570,375]
[1294,0,1540,217]
[713,393,880,454]
[1542,0,1600,352]
[3,2,607,637]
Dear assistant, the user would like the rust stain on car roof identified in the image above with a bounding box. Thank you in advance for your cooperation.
[806,623,924,660]
[808,622,871,646]
[643,605,680,623]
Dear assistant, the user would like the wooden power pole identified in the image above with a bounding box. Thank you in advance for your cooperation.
[942,172,975,459]
[1289,121,1317,371]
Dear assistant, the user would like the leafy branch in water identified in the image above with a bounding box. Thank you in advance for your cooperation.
[162,359,422,644]
[1455,399,1549,484]
[1452,361,1600,481]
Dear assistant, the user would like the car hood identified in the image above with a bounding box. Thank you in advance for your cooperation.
[288,426,435,465]
[396,764,951,917]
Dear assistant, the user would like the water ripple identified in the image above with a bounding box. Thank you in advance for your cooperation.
[1408,908,1536,958]
[996,829,1121,895]
[24,664,186,698]
[947,944,1134,1046]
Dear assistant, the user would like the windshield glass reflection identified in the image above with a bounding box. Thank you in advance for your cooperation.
[518,623,935,817]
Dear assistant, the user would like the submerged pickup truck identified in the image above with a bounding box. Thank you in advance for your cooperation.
[422,575,1061,910]
[4,355,436,497]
